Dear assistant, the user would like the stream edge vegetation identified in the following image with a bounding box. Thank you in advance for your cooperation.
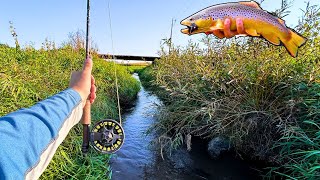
[139,1,320,179]
[0,31,140,179]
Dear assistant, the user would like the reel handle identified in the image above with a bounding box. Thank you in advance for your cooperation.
[82,100,91,154]
[82,100,91,124]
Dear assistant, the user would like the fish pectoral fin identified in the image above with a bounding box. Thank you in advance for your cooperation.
[262,34,281,45]
[210,26,223,31]
[210,19,224,30]
[245,29,259,36]
[239,1,262,9]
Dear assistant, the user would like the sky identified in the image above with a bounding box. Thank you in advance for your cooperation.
[0,0,318,56]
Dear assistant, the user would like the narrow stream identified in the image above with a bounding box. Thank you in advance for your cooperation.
[110,74,261,180]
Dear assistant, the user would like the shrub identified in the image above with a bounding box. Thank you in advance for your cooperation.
[141,1,319,179]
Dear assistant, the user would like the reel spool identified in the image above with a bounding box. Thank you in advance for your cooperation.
[90,119,125,154]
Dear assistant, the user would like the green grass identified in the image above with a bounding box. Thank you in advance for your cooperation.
[266,83,320,179]
[139,2,320,179]
[123,65,148,74]
[0,43,140,179]
[138,66,154,89]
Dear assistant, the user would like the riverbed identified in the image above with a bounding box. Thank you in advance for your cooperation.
[110,74,261,180]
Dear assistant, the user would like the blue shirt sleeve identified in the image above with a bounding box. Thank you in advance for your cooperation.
[0,88,82,180]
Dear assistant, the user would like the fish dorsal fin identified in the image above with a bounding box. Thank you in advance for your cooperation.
[239,1,262,9]
[278,18,286,25]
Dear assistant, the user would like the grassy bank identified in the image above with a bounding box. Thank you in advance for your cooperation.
[0,43,140,179]
[125,65,147,74]
[140,2,320,179]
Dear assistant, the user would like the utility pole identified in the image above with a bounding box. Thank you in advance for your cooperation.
[169,18,175,54]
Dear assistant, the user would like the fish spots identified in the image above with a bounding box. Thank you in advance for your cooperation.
[185,2,289,36]
[181,2,304,57]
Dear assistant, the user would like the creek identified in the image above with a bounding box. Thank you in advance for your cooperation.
[110,74,261,180]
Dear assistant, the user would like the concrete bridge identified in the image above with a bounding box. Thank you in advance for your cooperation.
[98,54,159,66]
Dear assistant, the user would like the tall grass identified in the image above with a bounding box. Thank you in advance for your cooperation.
[0,38,140,179]
[266,83,320,179]
[140,1,320,179]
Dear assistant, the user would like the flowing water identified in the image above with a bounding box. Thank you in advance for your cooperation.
[110,74,261,180]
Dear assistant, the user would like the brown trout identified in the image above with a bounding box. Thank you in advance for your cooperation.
[180,1,307,57]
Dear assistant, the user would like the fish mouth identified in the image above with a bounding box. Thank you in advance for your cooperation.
[181,20,198,35]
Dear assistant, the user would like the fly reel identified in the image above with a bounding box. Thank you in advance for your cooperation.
[81,0,125,155]
[83,119,125,154]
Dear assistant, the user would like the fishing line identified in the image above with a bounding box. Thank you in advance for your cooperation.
[107,0,122,125]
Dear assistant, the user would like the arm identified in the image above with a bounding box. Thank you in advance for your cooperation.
[0,58,96,180]
[0,89,83,180]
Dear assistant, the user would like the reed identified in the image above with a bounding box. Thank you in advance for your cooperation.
[140,2,320,179]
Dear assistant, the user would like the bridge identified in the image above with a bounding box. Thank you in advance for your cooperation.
[98,54,159,61]
[98,54,159,66]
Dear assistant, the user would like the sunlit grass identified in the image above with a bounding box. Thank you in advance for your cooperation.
[0,43,140,179]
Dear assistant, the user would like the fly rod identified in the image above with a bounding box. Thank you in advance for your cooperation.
[81,0,91,155]
[81,0,124,155]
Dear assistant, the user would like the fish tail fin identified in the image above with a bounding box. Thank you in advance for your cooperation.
[282,30,307,57]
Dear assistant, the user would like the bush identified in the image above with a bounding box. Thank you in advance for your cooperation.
[140,1,320,179]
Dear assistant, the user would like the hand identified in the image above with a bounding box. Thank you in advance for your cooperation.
[69,58,97,107]
[206,18,246,39]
